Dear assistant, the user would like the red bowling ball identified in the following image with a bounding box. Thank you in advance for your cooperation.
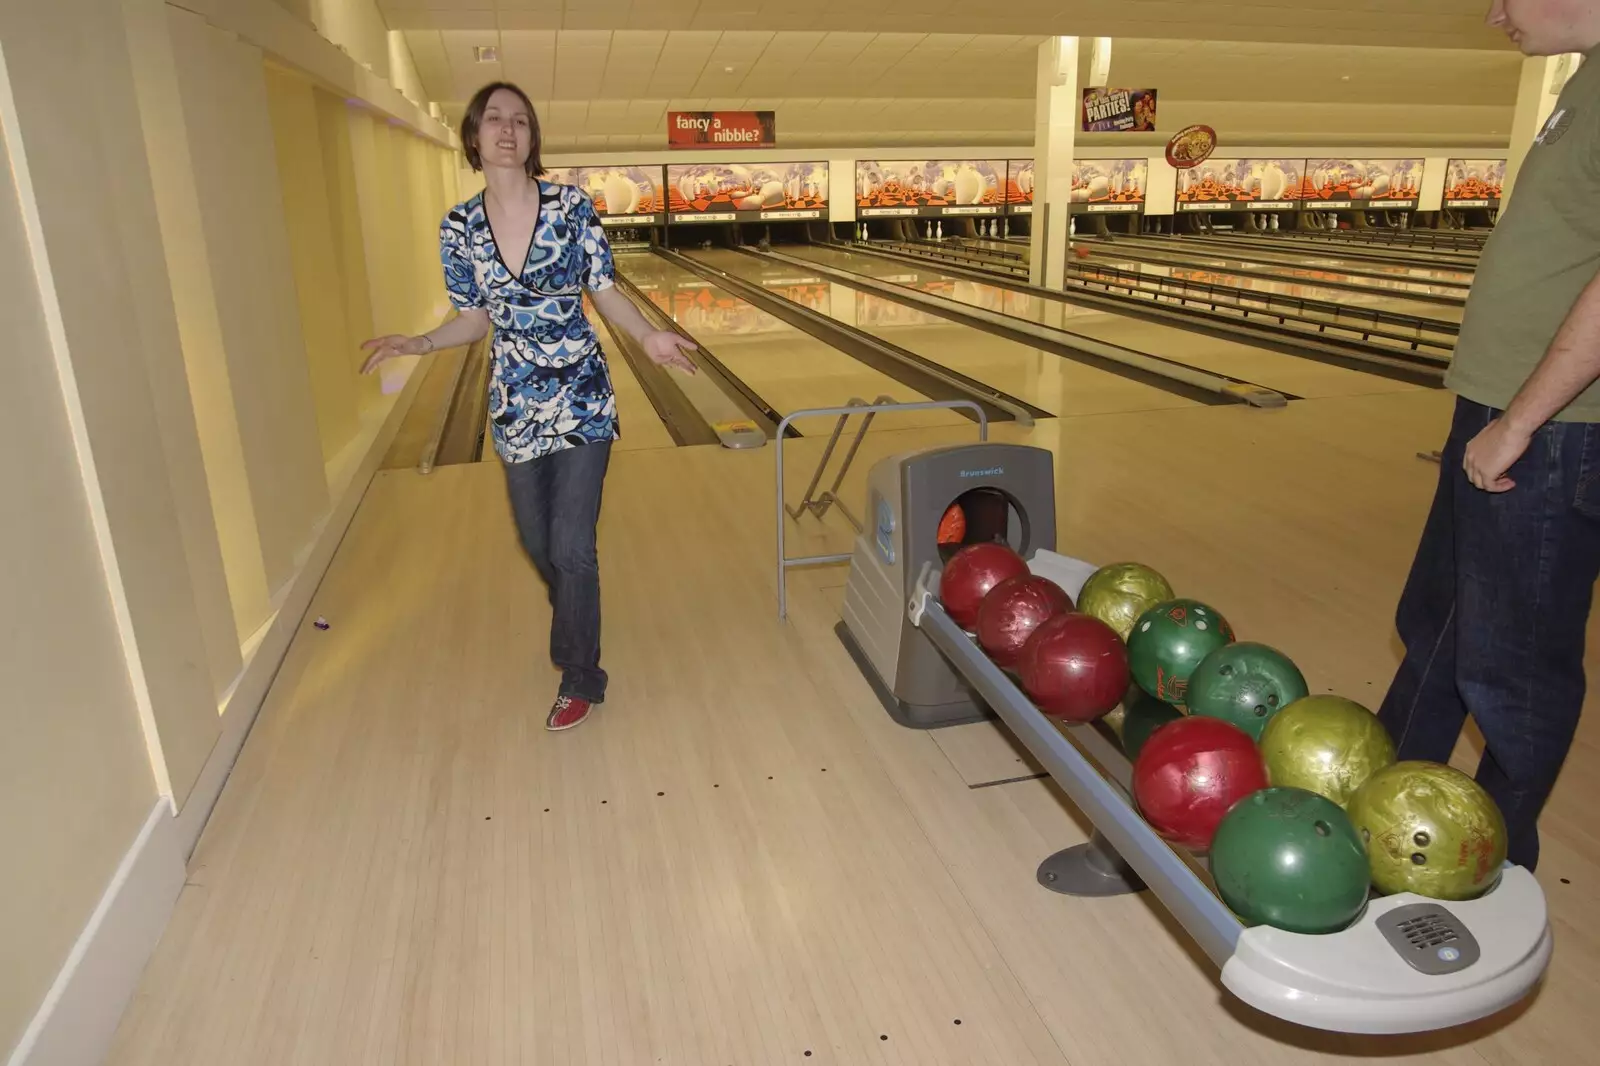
[1018,612,1130,723]
[977,575,1074,668]
[939,542,1030,631]
[1132,716,1269,851]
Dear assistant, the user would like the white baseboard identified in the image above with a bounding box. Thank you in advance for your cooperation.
[5,801,184,1066]
[5,362,427,1066]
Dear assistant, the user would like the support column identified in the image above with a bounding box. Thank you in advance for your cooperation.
[1031,36,1080,289]
[1087,37,1113,89]
[1504,53,1582,207]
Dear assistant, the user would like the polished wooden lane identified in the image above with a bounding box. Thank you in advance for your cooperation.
[107,390,1596,1065]
[789,245,1430,401]
[620,252,970,435]
[690,248,1207,420]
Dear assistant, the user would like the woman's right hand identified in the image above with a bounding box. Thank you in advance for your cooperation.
[360,334,427,374]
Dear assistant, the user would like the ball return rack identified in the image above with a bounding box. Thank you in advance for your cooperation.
[906,551,1553,1035]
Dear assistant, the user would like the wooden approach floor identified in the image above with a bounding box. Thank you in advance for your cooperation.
[107,389,1598,1065]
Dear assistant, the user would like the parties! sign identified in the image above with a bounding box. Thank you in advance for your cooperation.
[1082,88,1157,132]
[668,111,776,149]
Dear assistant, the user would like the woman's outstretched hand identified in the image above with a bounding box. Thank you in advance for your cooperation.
[360,334,428,374]
[642,330,698,374]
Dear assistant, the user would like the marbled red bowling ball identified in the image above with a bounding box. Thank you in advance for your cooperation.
[1132,716,1268,851]
[1018,613,1130,723]
[939,542,1029,631]
[976,575,1074,668]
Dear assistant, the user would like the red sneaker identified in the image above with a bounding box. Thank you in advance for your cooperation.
[546,695,592,731]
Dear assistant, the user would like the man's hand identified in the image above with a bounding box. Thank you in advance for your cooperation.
[1464,416,1533,493]
[642,330,698,374]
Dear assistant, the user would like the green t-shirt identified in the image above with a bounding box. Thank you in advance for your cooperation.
[1447,51,1600,422]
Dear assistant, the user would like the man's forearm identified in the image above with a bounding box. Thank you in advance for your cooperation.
[589,284,655,344]
[1505,269,1600,433]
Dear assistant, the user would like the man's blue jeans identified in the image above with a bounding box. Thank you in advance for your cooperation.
[1378,396,1600,871]
[503,440,612,703]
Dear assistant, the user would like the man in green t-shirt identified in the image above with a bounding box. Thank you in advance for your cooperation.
[1379,1,1600,874]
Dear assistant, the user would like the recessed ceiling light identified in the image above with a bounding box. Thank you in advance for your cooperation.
[474,45,499,63]
[725,66,735,73]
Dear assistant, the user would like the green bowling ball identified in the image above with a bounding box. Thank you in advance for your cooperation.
[1210,787,1371,934]
[1119,687,1184,761]
[1076,562,1175,642]
[1126,599,1235,708]
[1346,761,1508,901]
[1258,695,1396,808]
[1186,642,1308,742]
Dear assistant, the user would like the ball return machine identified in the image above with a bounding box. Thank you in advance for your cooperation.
[834,440,1553,1035]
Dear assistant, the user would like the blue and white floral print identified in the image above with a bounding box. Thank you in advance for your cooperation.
[440,181,619,462]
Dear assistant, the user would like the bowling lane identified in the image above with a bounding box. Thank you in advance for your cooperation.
[616,252,969,433]
[910,237,1463,321]
[1094,236,1472,294]
[688,249,1205,418]
[786,245,1426,400]
[1152,233,1480,278]
[1068,252,1464,324]
[1227,232,1482,264]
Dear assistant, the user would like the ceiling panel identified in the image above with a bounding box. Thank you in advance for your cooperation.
[408,23,1522,154]
[379,0,1509,50]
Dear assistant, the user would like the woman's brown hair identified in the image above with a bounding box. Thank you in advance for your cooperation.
[459,82,545,178]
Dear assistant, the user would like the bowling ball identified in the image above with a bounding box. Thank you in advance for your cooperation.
[976,575,1073,668]
[1259,695,1396,808]
[1210,787,1371,934]
[1347,761,1508,901]
[1126,599,1235,708]
[1186,642,1308,742]
[1076,563,1175,642]
[1132,716,1268,851]
[937,503,966,545]
[1018,613,1130,723]
[939,542,1029,631]
[1118,686,1183,761]
[1074,244,1091,259]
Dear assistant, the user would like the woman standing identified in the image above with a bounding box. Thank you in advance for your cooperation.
[362,82,696,731]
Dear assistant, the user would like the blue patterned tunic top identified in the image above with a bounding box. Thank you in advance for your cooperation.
[439,181,619,462]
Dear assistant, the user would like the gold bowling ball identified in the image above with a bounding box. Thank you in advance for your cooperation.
[1075,562,1174,642]
[1258,694,1396,808]
[1346,761,1509,901]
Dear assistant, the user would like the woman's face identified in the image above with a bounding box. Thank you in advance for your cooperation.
[476,88,533,170]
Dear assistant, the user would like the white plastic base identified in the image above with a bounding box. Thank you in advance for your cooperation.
[921,544,1555,1024]
[1222,862,1551,1033]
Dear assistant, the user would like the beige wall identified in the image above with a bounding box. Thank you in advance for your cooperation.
[0,0,461,1057]
[0,14,163,1053]
[0,100,160,1065]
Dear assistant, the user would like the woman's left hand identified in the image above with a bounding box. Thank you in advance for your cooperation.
[643,330,698,374]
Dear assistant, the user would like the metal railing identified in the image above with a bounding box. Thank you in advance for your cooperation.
[784,395,896,530]
[776,399,988,619]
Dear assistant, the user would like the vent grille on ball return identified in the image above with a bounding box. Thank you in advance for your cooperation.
[1375,903,1482,976]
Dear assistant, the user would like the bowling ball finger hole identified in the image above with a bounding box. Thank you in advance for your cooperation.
[1253,704,1269,717]
[1411,853,1428,866]
[1314,820,1331,837]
